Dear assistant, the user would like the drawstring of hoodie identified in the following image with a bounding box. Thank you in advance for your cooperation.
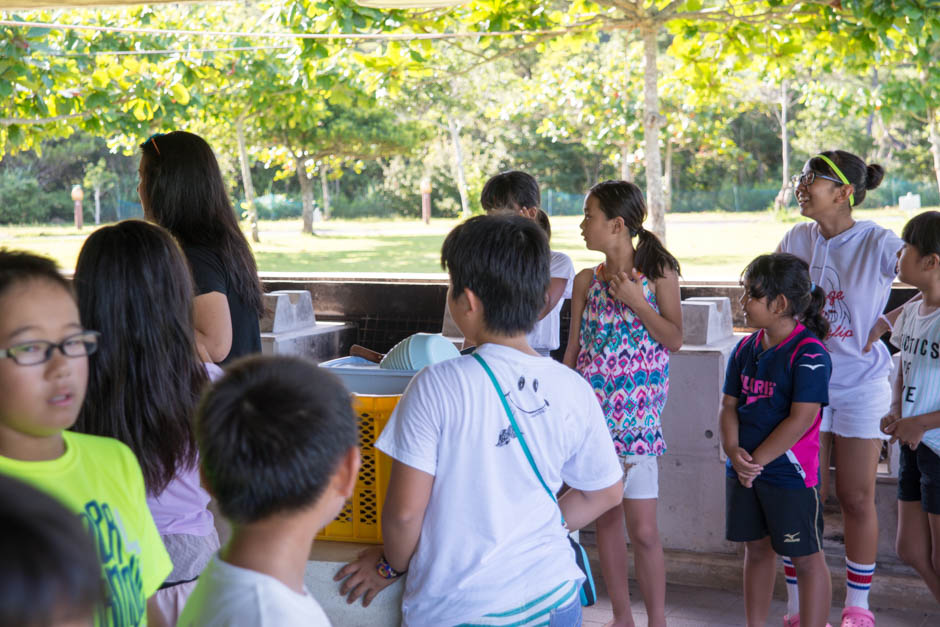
[808,230,832,288]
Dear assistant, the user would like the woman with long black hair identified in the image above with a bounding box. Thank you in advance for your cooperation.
[138,131,263,364]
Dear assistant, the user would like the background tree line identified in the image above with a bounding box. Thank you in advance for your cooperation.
[1,1,938,239]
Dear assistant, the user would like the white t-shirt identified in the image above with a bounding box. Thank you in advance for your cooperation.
[376,343,622,627]
[178,554,331,627]
[779,220,903,390]
[527,251,576,354]
[890,301,940,456]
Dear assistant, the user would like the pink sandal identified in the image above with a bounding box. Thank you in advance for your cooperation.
[841,606,875,627]
[783,615,833,627]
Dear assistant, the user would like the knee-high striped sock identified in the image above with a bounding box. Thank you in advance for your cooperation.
[845,558,875,610]
[783,556,800,617]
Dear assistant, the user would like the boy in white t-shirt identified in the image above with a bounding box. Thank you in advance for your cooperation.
[336,214,623,626]
[442,171,575,357]
[179,356,361,627]
[532,208,576,356]
[881,211,940,603]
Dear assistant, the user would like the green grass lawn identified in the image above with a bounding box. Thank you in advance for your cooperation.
[0,207,925,281]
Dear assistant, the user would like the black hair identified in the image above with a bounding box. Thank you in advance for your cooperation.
[535,208,552,241]
[480,170,541,212]
[0,249,72,302]
[588,180,681,280]
[139,130,264,316]
[901,210,940,257]
[73,220,206,495]
[441,214,549,335]
[741,253,830,340]
[195,355,357,524]
[0,475,104,627]
[809,150,885,208]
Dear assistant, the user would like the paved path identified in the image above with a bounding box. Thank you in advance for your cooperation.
[583,581,938,626]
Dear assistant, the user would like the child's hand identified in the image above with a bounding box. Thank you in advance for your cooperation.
[884,417,926,449]
[880,411,901,435]
[334,546,399,607]
[863,317,890,353]
[730,447,762,488]
[608,268,646,310]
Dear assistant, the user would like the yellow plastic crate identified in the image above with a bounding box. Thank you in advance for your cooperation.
[317,394,398,544]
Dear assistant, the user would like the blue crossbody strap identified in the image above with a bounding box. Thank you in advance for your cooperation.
[472,353,564,517]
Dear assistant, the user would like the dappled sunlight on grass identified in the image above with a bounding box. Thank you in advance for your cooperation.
[0,207,929,279]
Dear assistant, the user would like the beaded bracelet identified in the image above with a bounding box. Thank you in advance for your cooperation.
[376,553,406,579]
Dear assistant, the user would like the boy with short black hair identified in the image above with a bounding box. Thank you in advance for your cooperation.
[0,474,105,627]
[337,214,622,626]
[179,356,361,627]
[442,170,575,357]
[480,169,541,216]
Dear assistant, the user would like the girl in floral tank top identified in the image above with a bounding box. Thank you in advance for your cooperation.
[577,264,670,456]
[564,181,682,627]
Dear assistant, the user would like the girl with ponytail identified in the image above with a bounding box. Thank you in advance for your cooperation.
[563,180,682,627]
[721,252,834,627]
[779,149,907,627]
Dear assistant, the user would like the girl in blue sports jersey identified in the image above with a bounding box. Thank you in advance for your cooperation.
[720,253,834,627]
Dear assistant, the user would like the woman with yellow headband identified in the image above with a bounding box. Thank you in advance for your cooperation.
[777,150,905,627]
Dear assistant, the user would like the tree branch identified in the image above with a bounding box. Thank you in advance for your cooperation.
[0,110,91,126]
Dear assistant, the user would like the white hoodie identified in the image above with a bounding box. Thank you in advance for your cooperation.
[779,220,903,390]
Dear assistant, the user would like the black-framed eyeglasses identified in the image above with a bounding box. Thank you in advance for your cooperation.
[0,331,101,366]
[791,171,843,189]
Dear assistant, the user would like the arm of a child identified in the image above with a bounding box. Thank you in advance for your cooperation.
[562,269,592,368]
[194,292,233,363]
[557,480,624,531]
[719,393,762,487]
[381,461,433,570]
[335,460,433,606]
[880,366,904,437]
[750,401,821,468]
[537,277,569,321]
[864,293,922,353]
[882,367,940,448]
[609,268,683,352]
[885,410,940,449]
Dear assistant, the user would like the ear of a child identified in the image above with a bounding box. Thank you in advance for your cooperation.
[519,207,538,219]
[332,446,361,500]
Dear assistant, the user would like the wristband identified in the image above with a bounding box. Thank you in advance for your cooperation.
[879,314,893,332]
[376,553,406,579]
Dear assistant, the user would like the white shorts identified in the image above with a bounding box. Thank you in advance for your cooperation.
[621,455,659,500]
[821,378,892,440]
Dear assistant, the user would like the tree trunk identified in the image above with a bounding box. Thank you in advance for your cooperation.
[320,166,331,220]
[929,108,940,202]
[236,118,260,243]
[664,136,672,213]
[620,143,634,182]
[296,156,315,234]
[93,187,101,225]
[641,25,666,241]
[446,114,470,218]
[773,80,791,211]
